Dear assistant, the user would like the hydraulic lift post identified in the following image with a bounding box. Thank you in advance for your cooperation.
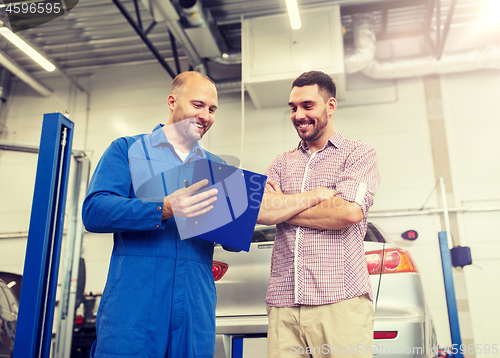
[438,177,464,358]
[13,113,74,358]
[438,231,464,358]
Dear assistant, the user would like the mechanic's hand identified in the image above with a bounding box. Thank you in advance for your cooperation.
[162,179,217,220]
[265,180,283,194]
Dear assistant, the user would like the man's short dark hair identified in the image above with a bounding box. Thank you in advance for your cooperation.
[292,71,336,101]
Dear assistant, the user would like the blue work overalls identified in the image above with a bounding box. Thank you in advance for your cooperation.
[82,124,223,358]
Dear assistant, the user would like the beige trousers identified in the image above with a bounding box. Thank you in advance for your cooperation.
[266,295,374,358]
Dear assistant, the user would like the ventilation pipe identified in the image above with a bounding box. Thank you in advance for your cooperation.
[344,13,376,74]
[212,12,500,94]
[363,45,500,78]
[141,0,206,73]
[346,13,500,79]
[178,0,207,27]
[177,0,229,60]
[140,0,230,72]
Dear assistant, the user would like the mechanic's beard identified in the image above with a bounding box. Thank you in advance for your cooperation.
[296,115,328,142]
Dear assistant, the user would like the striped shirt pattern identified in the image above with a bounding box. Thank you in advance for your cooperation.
[265,132,380,307]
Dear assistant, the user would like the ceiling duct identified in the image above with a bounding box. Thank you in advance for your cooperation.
[141,0,227,74]
[344,13,376,74]
[363,45,500,79]
[348,13,500,79]
[140,0,206,73]
[177,0,228,59]
[178,0,207,27]
[140,0,229,73]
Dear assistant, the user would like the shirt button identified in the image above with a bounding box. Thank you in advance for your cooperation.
[157,206,161,210]
[156,225,159,228]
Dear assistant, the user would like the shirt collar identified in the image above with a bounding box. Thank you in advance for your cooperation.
[191,142,206,158]
[297,132,345,152]
[150,123,166,146]
[328,132,345,149]
[150,123,206,158]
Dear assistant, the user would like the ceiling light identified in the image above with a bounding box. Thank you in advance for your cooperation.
[285,0,301,30]
[484,0,500,25]
[0,26,56,72]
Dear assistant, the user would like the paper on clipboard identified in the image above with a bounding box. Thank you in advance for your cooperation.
[177,158,267,252]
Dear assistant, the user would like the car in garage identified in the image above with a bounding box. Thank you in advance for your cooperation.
[72,293,101,358]
[213,223,438,358]
[0,277,18,358]
[0,273,21,304]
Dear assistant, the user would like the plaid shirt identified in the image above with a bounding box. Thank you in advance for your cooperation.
[265,132,380,307]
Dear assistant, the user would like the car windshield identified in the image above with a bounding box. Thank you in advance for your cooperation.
[252,223,386,243]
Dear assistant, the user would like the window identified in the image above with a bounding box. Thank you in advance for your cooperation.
[252,227,276,242]
[364,223,386,243]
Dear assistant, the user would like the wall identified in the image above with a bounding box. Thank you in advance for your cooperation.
[440,70,500,355]
[0,61,499,355]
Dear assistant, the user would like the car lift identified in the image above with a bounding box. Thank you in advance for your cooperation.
[438,177,470,358]
[439,230,464,358]
[11,113,84,358]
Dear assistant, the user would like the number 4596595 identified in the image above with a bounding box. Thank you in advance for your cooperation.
[6,2,62,14]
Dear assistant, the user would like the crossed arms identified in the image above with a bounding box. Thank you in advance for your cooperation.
[161,178,363,231]
[256,180,363,230]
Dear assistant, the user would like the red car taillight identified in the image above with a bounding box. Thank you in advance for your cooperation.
[213,261,229,281]
[74,315,84,325]
[365,248,417,275]
[374,331,398,339]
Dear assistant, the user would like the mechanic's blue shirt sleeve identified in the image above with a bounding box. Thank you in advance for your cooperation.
[82,138,167,233]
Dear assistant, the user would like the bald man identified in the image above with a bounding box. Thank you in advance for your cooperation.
[83,71,225,358]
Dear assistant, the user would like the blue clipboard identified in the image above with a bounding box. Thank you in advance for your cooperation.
[179,159,267,252]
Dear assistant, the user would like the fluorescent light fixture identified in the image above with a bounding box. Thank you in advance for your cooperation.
[285,0,301,30]
[484,0,500,25]
[0,26,56,72]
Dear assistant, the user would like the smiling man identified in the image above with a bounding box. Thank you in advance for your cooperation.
[164,72,217,150]
[83,71,226,358]
[257,71,381,358]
